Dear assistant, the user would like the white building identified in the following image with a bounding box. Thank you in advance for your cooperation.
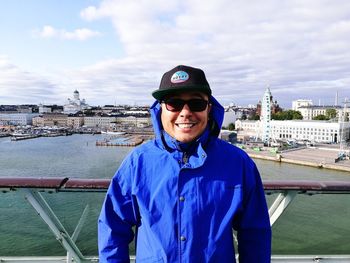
[0,113,40,126]
[39,104,63,114]
[63,90,89,114]
[84,115,151,128]
[235,119,350,143]
[292,99,313,111]
[39,104,53,114]
[115,116,151,128]
[222,109,237,127]
[298,105,342,120]
[84,116,117,128]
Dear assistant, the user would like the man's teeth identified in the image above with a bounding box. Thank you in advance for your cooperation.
[177,123,195,128]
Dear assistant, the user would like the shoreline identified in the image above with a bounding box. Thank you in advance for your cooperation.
[246,149,350,173]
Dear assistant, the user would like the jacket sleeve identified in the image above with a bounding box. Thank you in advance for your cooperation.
[235,159,271,263]
[98,157,139,263]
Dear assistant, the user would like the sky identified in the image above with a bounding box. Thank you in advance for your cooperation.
[1,0,350,108]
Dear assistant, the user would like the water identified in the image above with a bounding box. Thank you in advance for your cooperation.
[1,134,349,181]
[0,134,132,179]
[0,135,349,256]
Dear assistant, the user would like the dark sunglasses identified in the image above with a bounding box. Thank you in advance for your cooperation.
[162,98,209,112]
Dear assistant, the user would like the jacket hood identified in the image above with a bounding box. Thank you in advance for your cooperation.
[150,95,225,142]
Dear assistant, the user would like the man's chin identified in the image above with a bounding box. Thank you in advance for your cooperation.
[174,134,197,143]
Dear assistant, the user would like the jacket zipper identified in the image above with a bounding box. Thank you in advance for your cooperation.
[182,152,188,165]
[178,152,189,263]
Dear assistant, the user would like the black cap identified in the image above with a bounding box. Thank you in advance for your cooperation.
[152,65,212,100]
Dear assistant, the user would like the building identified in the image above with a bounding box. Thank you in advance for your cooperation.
[63,90,89,114]
[67,116,84,129]
[292,99,313,111]
[222,104,257,126]
[0,113,40,126]
[235,119,350,143]
[32,116,44,127]
[115,116,152,128]
[298,105,342,120]
[83,116,117,128]
[39,104,64,114]
[33,114,69,127]
[222,109,237,127]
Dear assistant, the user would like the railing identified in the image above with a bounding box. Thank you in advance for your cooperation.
[0,177,350,263]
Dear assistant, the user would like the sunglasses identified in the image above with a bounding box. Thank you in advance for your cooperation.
[162,98,209,112]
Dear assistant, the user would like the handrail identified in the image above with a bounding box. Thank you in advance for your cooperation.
[263,180,350,193]
[1,177,350,192]
[0,177,349,263]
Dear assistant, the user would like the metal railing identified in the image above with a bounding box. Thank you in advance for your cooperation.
[0,177,350,263]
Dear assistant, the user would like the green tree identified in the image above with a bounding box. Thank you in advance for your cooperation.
[325,109,337,119]
[248,112,260,120]
[228,123,235,131]
[313,114,329,120]
[291,110,303,120]
[272,110,303,120]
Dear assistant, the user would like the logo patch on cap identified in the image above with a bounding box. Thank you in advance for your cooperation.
[171,71,189,84]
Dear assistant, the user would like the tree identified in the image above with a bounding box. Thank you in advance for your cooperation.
[271,110,303,120]
[291,110,303,120]
[325,109,337,119]
[228,123,235,131]
[313,114,329,120]
[248,112,260,120]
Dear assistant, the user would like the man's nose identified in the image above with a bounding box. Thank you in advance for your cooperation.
[179,103,192,116]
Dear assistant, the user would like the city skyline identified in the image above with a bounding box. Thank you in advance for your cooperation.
[1,0,350,107]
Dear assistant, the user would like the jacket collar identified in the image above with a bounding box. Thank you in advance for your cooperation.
[161,127,211,153]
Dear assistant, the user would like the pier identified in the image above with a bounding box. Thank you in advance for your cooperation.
[245,145,350,172]
[96,134,144,147]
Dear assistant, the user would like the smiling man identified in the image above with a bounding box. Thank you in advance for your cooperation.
[160,91,211,143]
[98,65,271,263]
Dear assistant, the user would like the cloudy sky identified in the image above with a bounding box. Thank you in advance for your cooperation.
[1,0,350,108]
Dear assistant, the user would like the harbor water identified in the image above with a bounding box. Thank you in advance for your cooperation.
[0,134,349,256]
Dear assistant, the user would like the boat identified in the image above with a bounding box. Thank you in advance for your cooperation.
[101,130,126,135]
[10,132,41,141]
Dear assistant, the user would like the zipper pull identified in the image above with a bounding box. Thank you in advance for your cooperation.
[182,152,188,164]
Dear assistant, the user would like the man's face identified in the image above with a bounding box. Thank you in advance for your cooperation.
[161,91,211,143]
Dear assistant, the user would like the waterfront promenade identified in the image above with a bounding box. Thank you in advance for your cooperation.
[246,145,350,172]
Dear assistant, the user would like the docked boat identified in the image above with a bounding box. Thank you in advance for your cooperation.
[10,131,40,141]
[101,130,126,135]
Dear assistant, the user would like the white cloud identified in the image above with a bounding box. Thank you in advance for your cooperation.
[0,56,61,104]
[33,25,102,41]
[76,0,350,106]
[3,0,350,107]
[62,28,102,41]
[40,25,57,38]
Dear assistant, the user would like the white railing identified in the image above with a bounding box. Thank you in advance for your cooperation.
[0,177,349,263]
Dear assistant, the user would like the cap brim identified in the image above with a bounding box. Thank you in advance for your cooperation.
[152,86,211,100]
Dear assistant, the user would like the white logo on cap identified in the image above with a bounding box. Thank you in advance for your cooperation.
[171,71,189,83]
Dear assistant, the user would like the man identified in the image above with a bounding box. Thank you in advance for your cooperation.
[98,65,271,262]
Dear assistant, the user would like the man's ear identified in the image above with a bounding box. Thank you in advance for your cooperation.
[207,103,212,114]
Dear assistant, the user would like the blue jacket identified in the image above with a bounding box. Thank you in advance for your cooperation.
[98,96,271,262]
